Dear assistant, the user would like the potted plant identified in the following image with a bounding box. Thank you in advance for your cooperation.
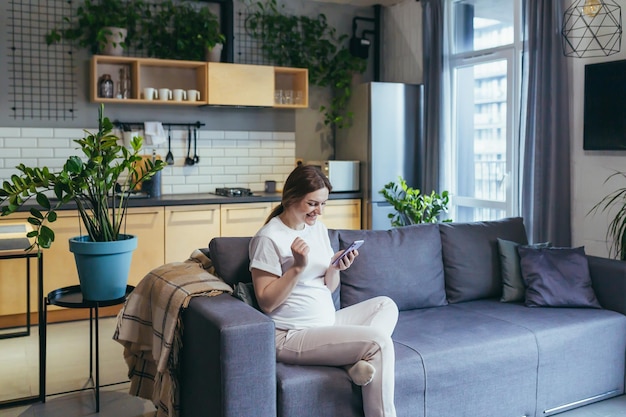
[0,104,164,300]
[45,0,143,56]
[140,1,225,61]
[245,0,366,129]
[588,171,626,260]
[380,177,452,227]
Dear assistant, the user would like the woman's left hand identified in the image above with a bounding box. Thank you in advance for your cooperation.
[331,249,359,271]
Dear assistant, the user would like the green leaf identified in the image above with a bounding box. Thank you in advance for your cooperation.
[38,225,55,249]
[36,193,51,209]
[30,207,44,219]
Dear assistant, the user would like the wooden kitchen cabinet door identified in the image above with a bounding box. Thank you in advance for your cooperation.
[322,199,362,230]
[123,207,165,285]
[165,205,220,263]
[208,63,274,106]
[220,202,275,237]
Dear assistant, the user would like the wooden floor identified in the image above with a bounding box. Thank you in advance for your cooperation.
[0,318,625,417]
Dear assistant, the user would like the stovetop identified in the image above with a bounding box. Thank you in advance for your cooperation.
[214,187,254,197]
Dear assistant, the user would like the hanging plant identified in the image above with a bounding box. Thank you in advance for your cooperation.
[245,0,366,128]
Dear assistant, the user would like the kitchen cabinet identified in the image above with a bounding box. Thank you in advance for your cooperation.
[322,199,362,230]
[90,55,308,108]
[207,63,274,107]
[220,202,275,237]
[165,205,220,263]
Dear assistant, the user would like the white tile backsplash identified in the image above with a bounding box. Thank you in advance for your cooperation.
[0,126,296,195]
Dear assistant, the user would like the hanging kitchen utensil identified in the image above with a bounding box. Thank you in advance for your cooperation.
[185,126,195,166]
[193,126,200,164]
[165,126,174,165]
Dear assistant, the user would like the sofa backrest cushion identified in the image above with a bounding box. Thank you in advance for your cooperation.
[209,237,253,286]
[439,217,528,303]
[337,224,447,311]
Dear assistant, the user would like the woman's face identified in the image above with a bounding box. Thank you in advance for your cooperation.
[286,187,329,227]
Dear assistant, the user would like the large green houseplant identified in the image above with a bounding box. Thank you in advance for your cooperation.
[380,177,452,227]
[589,171,626,260]
[245,0,366,128]
[0,104,164,300]
[140,1,225,61]
[45,0,144,55]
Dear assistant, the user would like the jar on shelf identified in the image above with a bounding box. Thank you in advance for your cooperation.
[99,74,114,98]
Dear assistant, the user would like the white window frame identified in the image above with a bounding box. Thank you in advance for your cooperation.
[444,0,523,222]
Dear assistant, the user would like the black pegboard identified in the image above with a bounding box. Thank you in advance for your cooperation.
[8,0,77,121]
[236,8,272,65]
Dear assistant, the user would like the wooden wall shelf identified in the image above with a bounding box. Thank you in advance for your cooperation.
[90,56,308,108]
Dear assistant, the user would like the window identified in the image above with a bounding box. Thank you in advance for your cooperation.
[444,0,523,222]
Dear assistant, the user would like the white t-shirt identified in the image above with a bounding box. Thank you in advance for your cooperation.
[249,216,336,330]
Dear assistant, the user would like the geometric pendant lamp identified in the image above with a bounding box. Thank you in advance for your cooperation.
[561,0,622,57]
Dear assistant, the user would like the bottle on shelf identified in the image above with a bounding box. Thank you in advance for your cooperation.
[99,74,114,99]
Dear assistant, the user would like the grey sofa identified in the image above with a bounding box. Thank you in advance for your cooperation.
[179,217,626,417]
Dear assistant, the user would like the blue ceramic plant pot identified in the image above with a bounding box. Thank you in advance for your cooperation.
[69,234,138,301]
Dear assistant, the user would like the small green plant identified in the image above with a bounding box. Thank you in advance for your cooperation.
[0,104,164,252]
[245,0,366,128]
[588,171,626,260]
[139,1,225,61]
[380,177,451,227]
[45,0,144,54]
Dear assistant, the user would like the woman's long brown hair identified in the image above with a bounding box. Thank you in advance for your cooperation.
[265,165,332,224]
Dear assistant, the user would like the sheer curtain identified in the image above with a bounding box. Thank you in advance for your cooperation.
[421,0,443,194]
[521,0,572,245]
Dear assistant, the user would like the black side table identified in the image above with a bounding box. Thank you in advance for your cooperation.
[0,249,44,408]
[42,285,134,412]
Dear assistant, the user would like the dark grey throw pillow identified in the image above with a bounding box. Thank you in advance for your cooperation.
[439,217,528,303]
[209,237,253,286]
[338,224,447,311]
[498,238,551,303]
[518,246,601,308]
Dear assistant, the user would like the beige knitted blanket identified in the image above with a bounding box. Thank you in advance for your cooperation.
[113,250,232,417]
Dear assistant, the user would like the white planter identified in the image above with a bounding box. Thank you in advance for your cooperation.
[205,43,223,62]
[101,26,127,56]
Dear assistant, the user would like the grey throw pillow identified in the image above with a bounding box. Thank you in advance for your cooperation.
[498,238,551,303]
[518,246,601,308]
[439,217,528,303]
[338,224,447,311]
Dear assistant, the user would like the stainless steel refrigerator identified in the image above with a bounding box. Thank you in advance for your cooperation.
[336,82,424,230]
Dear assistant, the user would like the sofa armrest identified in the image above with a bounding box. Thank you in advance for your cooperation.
[180,293,276,417]
[588,255,626,315]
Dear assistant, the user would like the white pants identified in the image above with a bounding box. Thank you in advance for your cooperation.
[275,296,399,417]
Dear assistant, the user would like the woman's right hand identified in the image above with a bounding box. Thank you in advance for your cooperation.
[291,237,309,269]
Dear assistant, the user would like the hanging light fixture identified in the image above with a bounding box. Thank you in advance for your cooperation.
[561,0,623,57]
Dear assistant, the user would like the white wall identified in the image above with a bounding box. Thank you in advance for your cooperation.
[568,0,626,258]
[0,127,295,194]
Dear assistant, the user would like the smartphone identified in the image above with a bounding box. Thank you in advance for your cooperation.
[332,240,364,266]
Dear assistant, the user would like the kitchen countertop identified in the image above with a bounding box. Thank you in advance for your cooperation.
[5,191,363,212]
[125,191,363,207]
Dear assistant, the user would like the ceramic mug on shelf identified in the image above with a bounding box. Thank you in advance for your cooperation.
[143,87,157,101]
[187,89,201,102]
[158,88,172,101]
[173,89,187,102]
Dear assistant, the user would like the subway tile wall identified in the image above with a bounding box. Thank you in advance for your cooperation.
[0,127,296,194]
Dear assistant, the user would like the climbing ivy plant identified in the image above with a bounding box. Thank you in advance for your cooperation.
[245,0,367,128]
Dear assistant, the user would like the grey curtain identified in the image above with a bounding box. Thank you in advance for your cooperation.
[521,0,572,246]
[421,0,443,194]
